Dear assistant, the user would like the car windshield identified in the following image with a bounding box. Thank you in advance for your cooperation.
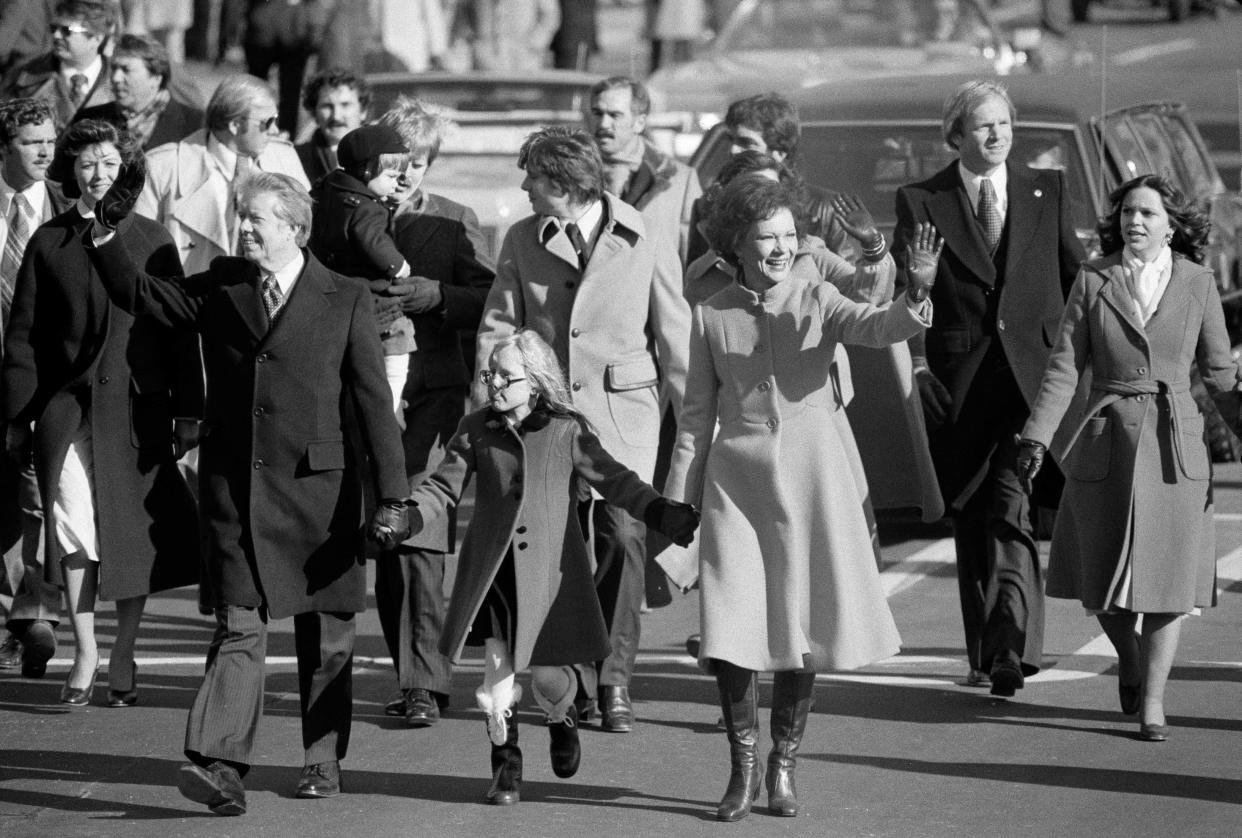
[793,123,1095,232]
[718,0,994,52]
[368,79,590,119]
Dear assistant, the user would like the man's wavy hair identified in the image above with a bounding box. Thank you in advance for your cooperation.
[516,126,604,206]
[0,98,57,146]
[705,175,806,266]
[1098,173,1211,265]
[50,118,139,199]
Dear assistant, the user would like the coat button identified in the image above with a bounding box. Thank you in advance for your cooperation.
[754,343,765,352]
[572,382,581,392]
[758,381,771,392]
[1137,366,1148,375]
[253,407,265,416]
[517,542,528,550]
[513,491,522,500]
[997,319,1006,330]
[516,525,527,534]
[257,354,266,364]
[571,328,581,337]
[1136,395,1146,402]
[98,376,109,384]
[253,459,264,469]
[766,418,778,430]
[566,281,576,289]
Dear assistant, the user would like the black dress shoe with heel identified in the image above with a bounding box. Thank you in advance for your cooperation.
[295,761,341,798]
[107,661,138,708]
[60,663,99,706]
[1118,680,1142,716]
[600,685,634,732]
[178,762,247,815]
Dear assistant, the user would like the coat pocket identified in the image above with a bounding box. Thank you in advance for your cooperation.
[1069,415,1111,482]
[304,438,346,472]
[605,357,660,391]
[1176,412,1210,481]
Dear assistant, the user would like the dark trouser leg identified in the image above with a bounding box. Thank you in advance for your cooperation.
[374,549,451,695]
[715,661,760,822]
[4,461,58,630]
[592,500,647,688]
[185,606,267,775]
[767,668,816,817]
[294,611,356,766]
[953,498,989,673]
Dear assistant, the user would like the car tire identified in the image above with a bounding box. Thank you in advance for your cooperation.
[1191,366,1241,463]
[1071,0,1090,22]
[1168,0,1191,20]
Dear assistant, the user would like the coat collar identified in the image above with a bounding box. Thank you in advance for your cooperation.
[535,192,647,273]
[623,141,679,207]
[1090,250,1207,339]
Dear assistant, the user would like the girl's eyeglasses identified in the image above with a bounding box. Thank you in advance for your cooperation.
[479,370,527,390]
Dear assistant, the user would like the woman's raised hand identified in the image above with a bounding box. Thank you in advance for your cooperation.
[905,221,944,302]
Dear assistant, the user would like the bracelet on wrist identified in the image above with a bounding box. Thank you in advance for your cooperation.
[862,233,887,262]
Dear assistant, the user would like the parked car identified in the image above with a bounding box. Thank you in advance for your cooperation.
[646,0,1089,159]
[365,70,598,256]
[1071,0,1225,23]
[689,72,1242,456]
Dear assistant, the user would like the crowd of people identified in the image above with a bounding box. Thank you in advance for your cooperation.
[0,0,1238,825]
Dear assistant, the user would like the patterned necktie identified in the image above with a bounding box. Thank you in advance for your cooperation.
[261,273,284,324]
[565,221,588,271]
[1,193,33,326]
[69,73,89,108]
[976,178,1003,254]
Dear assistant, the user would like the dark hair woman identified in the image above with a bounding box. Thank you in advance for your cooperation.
[1018,174,1238,742]
[665,176,941,821]
[0,118,200,707]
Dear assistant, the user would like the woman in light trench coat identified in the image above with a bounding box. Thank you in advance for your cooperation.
[1017,174,1241,743]
[664,176,942,822]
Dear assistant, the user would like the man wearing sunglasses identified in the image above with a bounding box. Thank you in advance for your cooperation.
[1,1,115,126]
[134,74,309,276]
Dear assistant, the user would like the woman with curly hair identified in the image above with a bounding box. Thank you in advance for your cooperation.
[1016,173,1240,742]
[0,118,200,707]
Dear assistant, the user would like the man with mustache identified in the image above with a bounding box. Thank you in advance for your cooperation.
[296,69,369,192]
[893,79,1084,697]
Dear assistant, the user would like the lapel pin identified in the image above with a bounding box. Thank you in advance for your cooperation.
[1033,189,1043,198]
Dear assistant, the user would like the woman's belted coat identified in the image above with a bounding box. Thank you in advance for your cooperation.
[1022,253,1240,612]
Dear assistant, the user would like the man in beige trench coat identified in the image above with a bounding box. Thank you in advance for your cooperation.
[474,126,690,732]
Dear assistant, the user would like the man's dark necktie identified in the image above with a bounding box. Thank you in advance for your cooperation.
[977,178,1003,254]
[565,221,588,271]
[69,73,89,109]
[261,273,284,324]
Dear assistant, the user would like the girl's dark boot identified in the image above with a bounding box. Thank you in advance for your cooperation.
[486,722,521,805]
[766,670,815,816]
[715,662,760,822]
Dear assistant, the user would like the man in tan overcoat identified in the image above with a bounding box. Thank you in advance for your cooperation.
[474,126,690,732]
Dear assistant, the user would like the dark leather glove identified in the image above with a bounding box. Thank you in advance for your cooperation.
[95,153,147,230]
[912,359,952,430]
[4,422,32,466]
[386,276,444,314]
[172,418,201,460]
[1015,436,1047,496]
[904,221,944,303]
[643,498,701,548]
[368,500,410,550]
[373,295,404,331]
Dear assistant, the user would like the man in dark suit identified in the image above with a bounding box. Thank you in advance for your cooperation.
[87,169,409,815]
[296,68,369,192]
[0,97,69,676]
[371,99,495,727]
[74,34,204,150]
[1,0,115,127]
[894,79,1084,697]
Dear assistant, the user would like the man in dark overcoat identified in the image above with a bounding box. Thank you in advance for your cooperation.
[86,169,408,815]
[893,79,1084,696]
[371,99,496,727]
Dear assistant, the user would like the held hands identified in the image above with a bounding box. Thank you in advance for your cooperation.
[95,153,147,230]
[373,295,404,331]
[829,193,883,251]
[911,357,952,430]
[385,275,444,314]
[1015,435,1047,495]
[3,422,32,466]
[643,497,702,548]
[368,500,411,550]
[904,221,944,303]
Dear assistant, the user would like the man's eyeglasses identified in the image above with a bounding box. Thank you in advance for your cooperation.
[50,23,93,38]
[245,116,280,132]
[479,370,527,390]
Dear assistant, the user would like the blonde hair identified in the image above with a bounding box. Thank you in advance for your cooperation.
[491,330,582,419]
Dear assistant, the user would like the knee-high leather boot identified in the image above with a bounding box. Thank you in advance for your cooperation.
[486,721,521,805]
[767,669,815,816]
[715,662,760,822]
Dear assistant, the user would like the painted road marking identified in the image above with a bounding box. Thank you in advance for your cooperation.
[882,538,956,596]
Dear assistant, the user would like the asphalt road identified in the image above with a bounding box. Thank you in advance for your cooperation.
[3,460,1242,837]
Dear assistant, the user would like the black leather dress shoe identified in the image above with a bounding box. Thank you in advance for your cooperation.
[178,762,247,815]
[0,633,22,669]
[60,664,98,706]
[295,761,341,798]
[405,688,441,727]
[600,685,634,732]
[107,662,138,708]
[548,703,581,778]
[989,656,1024,698]
[384,690,409,717]
[20,620,56,679]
